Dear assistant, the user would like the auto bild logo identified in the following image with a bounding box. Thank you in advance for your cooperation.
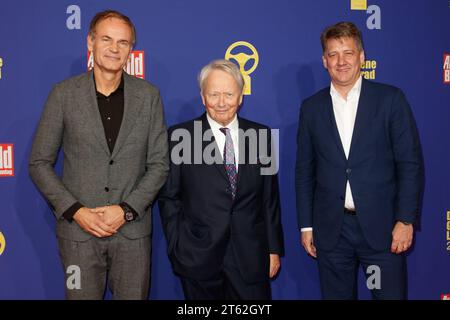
[87,50,145,79]
[0,144,14,177]
[441,294,450,300]
[443,54,450,84]
[0,231,5,256]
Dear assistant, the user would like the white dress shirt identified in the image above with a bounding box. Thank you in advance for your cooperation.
[206,113,239,172]
[301,76,362,232]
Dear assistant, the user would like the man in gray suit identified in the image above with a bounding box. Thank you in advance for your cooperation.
[29,10,169,299]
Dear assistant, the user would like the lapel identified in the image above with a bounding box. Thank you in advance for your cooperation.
[75,72,143,158]
[76,71,110,156]
[111,73,143,159]
[321,89,347,162]
[348,79,377,162]
[235,116,250,189]
[199,113,229,182]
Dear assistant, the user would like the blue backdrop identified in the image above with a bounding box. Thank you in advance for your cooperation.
[0,0,449,299]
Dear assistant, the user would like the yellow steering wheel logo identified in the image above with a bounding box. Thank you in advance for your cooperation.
[225,41,259,95]
[0,231,5,256]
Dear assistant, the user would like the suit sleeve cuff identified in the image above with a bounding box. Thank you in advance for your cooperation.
[395,212,417,225]
[301,227,313,232]
[120,202,138,220]
[62,202,83,222]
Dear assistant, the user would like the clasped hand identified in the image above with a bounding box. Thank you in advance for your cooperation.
[73,205,125,238]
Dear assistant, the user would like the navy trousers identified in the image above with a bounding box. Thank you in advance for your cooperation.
[316,213,406,300]
[180,242,271,300]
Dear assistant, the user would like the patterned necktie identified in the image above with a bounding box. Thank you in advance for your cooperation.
[220,127,237,200]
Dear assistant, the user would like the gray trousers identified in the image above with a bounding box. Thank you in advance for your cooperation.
[57,233,151,300]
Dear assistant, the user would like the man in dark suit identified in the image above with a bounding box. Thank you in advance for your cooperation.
[29,10,169,299]
[159,59,284,300]
[295,22,424,299]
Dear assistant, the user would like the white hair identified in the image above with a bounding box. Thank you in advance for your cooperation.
[198,59,244,94]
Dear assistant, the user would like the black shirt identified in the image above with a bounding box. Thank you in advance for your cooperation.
[96,77,124,154]
[63,76,136,221]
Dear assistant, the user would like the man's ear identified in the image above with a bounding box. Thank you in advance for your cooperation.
[87,35,94,52]
[201,93,206,106]
[322,55,328,69]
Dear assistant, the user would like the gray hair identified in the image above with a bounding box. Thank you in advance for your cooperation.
[198,59,244,94]
[89,10,136,45]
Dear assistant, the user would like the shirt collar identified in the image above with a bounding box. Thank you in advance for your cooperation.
[330,75,362,100]
[206,113,239,132]
[94,74,124,98]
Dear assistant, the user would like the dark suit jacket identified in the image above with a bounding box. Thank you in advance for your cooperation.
[29,71,169,241]
[295,79,424,251]
[159,113,284,283]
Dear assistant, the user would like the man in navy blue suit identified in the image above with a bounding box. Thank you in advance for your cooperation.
[295,22,424,299]
[159,59,284,300]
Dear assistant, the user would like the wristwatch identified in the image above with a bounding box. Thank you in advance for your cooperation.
[120,203,136,222]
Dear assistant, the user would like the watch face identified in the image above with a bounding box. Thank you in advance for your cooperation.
[125,211,134,221]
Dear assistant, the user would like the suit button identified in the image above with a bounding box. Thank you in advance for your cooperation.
[109,160,114,165]
[346,168,351,174]
[105,187,109,192]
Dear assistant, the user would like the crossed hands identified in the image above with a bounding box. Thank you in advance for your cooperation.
[73,205,126,238]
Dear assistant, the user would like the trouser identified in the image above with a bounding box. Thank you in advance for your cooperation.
[57,232,151,300]
[180,242,271,300]
[317,213,406,300]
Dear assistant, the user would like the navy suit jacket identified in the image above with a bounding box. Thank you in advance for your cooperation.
[295,79,424,251]
[159,113,284,283]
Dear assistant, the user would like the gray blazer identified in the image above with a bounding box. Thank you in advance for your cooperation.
[29,71,169,241]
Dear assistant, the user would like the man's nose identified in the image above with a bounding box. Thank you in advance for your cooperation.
[109,42,119,52]
[219,94,226,106]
